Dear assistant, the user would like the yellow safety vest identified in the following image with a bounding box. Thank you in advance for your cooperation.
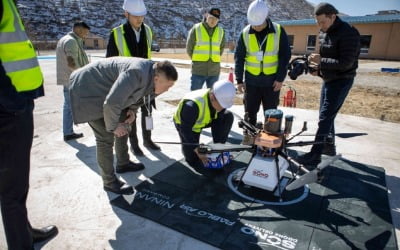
[243,22,281,76]
[112,23,152,58]
[192,23,224,62]
[174,89,217,133]
[0,0,43,92]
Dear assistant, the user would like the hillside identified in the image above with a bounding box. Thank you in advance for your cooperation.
[17,0,314,43]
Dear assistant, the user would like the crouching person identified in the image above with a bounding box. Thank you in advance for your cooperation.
[69,57,178,194]
[173,80,236,175]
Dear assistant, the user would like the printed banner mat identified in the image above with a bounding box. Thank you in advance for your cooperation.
[111,151,398,249]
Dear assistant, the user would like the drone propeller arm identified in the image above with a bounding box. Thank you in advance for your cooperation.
[285,140,326,147]
[286,154,342,191]
[198,143,253,154]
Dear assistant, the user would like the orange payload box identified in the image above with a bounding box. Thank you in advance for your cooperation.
[254,132,282,148]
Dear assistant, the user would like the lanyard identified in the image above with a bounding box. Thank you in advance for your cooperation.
[143,94,152,116]
[258,35,268,52]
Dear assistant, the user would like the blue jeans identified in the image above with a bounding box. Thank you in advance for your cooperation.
[312,78,354,154]
[190,74,219,91]
[63,87,74,136]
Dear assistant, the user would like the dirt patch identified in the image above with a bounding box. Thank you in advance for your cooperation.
[281,80,400,123]
[154,53,400,123]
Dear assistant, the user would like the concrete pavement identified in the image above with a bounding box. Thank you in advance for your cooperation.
[0,54,399,249]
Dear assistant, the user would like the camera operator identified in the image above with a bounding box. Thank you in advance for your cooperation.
[296,2,360,166]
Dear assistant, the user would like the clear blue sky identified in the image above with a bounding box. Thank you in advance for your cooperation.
[306,0,400,16]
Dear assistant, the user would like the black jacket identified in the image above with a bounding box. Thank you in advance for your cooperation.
[319,17,360,82]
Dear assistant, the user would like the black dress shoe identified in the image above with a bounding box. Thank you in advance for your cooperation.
[32,225,58,243]
[64,133,84,141]
[143,139,161,150]
[296,152,321,166]
[103,179,133,195]
[116,161,145,173]
[131,145,144,156]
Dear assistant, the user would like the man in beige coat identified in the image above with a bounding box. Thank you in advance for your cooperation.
[56,21,90,141]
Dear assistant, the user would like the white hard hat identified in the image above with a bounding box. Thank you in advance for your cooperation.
[212,80,236,109]
[123,0,147,16]
[247,0,269,26]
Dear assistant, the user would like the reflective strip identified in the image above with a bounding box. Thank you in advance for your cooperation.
[144,24,152,58]
[195,23,203,43]
[245,61,278,68]
[0,30,28,43]
[2,57,39,73]
[247,52,259,56]
[269,23,280,55]
[194,50,220,55]
[194,98,206,127]
[114,26,127,56]
[242,26,251,51]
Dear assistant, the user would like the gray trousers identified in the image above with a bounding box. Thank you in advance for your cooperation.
[88,118,130,186]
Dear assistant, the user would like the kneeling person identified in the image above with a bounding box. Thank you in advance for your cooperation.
[174,80,236,173]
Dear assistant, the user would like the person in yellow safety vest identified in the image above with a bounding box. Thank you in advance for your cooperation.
[173,80,236,176]
[106,0,161,157]
[234,0,291,145]
[0,0,58,249]
[186,7,225,91]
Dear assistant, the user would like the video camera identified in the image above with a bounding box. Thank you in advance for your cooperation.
[287,55,317,80]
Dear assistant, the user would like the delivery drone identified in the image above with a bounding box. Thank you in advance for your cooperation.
[195,109,342,204]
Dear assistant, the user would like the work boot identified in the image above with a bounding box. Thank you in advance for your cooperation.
[296,151,321,166]
[32,225,58,243]
[64,132,83,141]
[322,137,336,156]
[116,161,145,173]
[143,130,161,150]
[322,143,336,156]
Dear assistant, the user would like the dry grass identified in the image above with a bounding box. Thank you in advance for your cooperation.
[153,53,400,123]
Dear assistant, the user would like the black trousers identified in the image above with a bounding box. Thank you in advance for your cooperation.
[129,104,152,145]
[175,110,234,166]
[244,84,280,126]
[0,100,34,250]
[311,78,354,154]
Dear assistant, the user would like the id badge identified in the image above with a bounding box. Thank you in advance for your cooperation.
[145,116,153,130]
[256,51,264,61]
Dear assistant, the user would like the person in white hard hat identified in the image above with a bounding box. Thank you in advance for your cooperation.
[186,7,225,90]
[234,0,291,145]
[106,0,161,157]
[173,80,236,174]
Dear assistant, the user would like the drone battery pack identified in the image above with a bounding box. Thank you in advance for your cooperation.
[254,132,282,148]
[242,155,289,191]
[205,152,231,169]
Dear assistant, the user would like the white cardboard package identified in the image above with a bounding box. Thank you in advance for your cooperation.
[242,154,289,191]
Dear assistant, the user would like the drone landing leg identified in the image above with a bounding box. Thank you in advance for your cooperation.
[277,150,309,174]
[274,154,283,201]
